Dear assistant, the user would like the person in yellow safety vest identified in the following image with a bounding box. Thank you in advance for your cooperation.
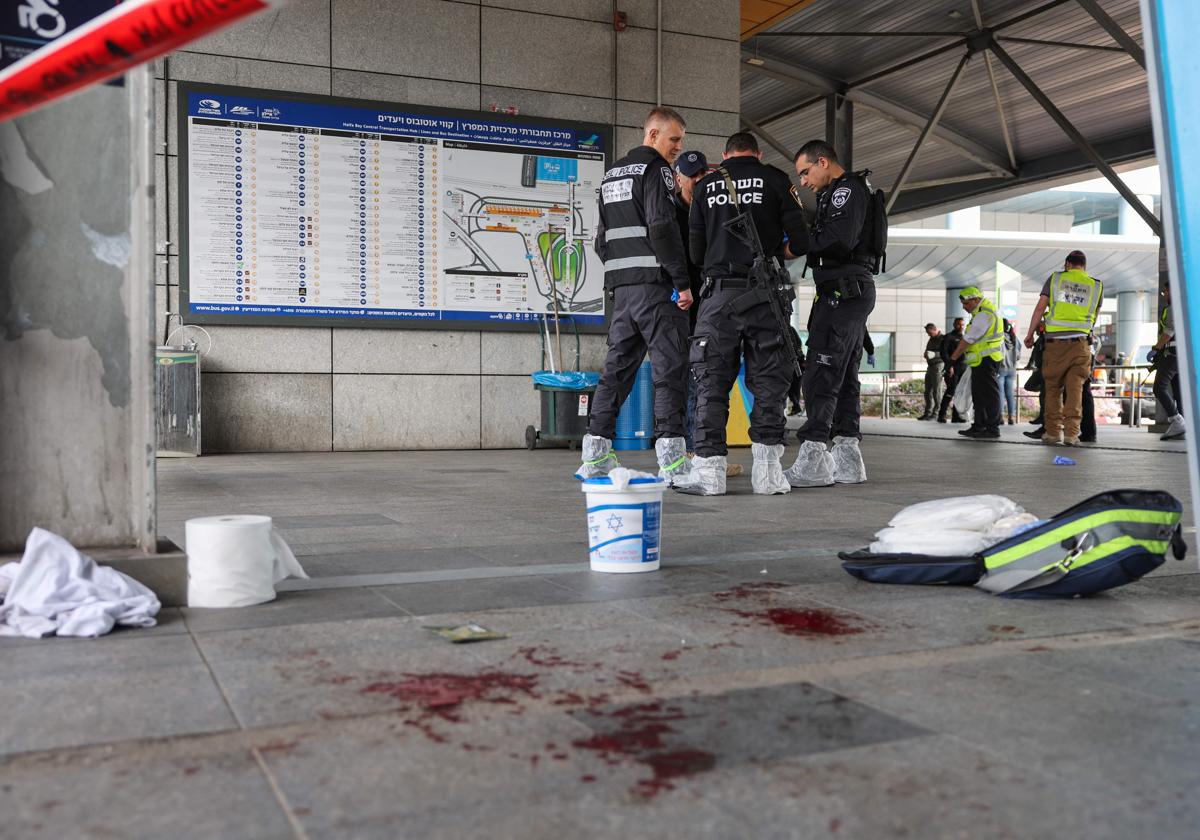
[1023,250,1103,446]
[948,287,1004,439]
[1150,282,1186,441]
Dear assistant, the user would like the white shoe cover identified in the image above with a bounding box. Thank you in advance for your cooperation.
[576,434,619,479]
[831,436,867,484]
[751,443,791,495]
[783,440,834,488]
[674,455,726,496]
[656,436,697,488]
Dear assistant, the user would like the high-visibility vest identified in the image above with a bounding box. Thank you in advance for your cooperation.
[965,298,1004,367]
[1161,306,1176,347]
[1045,269,1101,334]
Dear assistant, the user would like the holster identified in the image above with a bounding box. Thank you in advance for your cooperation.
[816,276,865,299]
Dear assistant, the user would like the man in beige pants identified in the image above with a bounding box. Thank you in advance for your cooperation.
[1023,250,1103,446]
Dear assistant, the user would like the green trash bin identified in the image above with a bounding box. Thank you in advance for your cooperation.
[527,371,599,450]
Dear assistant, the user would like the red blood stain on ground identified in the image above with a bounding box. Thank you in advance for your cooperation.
[1025,645,1051,652]
[713,584,866,637]
[988,625,1023,634]
[580,774,597,783]
[404,718,449,744]
[361,671,540,718]
[552,691,612,708]
[571,702,716,798]
[616,670,652,693]
[661,649,683,661]
[728,607,865,637]
[516,647,595,670]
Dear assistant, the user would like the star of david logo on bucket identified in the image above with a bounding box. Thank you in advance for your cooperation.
[606,514,623,533]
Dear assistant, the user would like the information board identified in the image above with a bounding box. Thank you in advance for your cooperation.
[178,83,610,330]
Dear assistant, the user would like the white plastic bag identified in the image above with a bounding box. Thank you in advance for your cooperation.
[982,513,1043,545]
[186,515,307,608]
[888,495,1023,533]
[954,365,973,416]
[870,526,991,556]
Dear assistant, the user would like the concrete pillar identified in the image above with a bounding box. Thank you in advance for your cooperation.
[945,288,969,331]
[1119,193,1157,237]
[1116,290,1151,362]
[825,94,852,171]
[0,69,156,552]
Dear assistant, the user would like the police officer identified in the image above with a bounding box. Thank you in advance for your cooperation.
[1150,283,1186,441]
[947,287,1003,439]
[786,140,879,487]
[577,107,697,486]
[683,131,806,495]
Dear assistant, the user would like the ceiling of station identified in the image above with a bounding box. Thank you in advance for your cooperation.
[739,0,1155,223]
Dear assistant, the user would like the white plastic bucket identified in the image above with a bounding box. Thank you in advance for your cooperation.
[580,476,666,573]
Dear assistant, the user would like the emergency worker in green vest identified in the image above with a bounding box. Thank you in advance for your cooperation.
[948,287,1004,439]
[1023,250,1103,446]
[1150,282,1186,441]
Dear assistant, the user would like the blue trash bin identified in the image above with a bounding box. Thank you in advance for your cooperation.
[614,360,653,451]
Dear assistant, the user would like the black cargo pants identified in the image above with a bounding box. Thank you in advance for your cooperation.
[690,283,791,457]
[588,283,690,440]
[797,278,876,443]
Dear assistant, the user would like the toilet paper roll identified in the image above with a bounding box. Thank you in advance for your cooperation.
[186,515,308,608]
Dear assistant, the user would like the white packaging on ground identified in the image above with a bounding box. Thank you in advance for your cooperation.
[186,515,307,608]
[869,495,1035,556]
[870,527,992,557]
[888,495,1023,533]
[0,528,160,638]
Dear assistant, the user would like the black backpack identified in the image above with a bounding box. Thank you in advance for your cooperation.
[855,170,888,275]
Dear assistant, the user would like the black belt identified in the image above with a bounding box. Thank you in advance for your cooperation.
[707,277,750,290]
[1046,335,1088,343]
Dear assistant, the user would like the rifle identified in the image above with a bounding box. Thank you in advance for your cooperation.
[722,209,806,382]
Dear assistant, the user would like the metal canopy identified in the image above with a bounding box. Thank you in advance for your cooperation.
[740,0,1157,226]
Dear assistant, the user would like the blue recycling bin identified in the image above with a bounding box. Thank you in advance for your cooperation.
[614,360,653,451]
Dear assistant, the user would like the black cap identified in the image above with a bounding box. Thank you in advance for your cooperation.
[676,150,708,178]
[1066,249,1087,266]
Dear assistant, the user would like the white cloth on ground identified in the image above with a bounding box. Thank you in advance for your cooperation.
[0,528,160,638]
[889,495,1022,533]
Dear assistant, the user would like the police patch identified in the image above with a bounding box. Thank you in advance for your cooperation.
[831,186,852,208]
[661,166,675,191]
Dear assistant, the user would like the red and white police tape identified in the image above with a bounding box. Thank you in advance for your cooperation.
[0,0,288,123]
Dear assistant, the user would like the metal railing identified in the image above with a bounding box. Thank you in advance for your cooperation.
[858,364,1156,427]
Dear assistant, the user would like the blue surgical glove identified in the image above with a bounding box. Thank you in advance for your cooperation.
[867,355,876,367]
[1148,349,1158,363]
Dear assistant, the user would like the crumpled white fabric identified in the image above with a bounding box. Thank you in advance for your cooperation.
[0,528,160,638]
[605,466,658,491]
[983,513,1043,543]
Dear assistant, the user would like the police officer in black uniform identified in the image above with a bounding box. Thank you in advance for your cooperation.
[683,131,807,496]
[576,107,697,488]
[785,139,879,488]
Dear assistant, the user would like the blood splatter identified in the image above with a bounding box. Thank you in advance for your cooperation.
[1025,645,1051,652]
[257,740,298,755]
[571,702,716,798]
[616,670,652,693]
[580,774,597,783]
[713,585,866,637]
[988,625,1023,634]
[661,650,683,661]
[728,607,865,637]
[636,750,717,797]
[360,671,540,718]
[515,647,594,670]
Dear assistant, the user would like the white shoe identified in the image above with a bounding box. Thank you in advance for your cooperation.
[655,436,696,488]
[831,436,867,484]
[1162,415,1187,441]
[575,434,619,479]
[751,443,791,495]
[675,455,726,496]
[783,440,834,488]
